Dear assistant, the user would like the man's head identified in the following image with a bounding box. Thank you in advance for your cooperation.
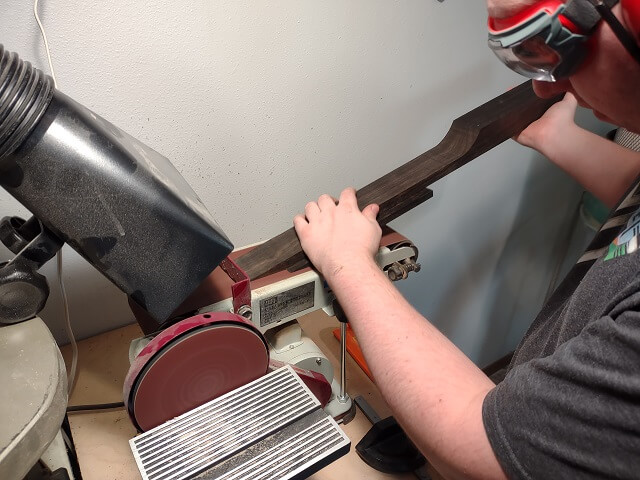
[488,0,640,133]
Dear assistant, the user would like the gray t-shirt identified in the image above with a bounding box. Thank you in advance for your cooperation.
[483,187,640,479]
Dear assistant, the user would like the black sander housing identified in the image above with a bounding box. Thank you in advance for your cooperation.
[0,44,233,326]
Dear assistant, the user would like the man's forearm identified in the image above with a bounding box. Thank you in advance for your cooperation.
[326,259,506,480]
[541,126,640,207]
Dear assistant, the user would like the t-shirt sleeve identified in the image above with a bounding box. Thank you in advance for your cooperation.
[482,308,640,479]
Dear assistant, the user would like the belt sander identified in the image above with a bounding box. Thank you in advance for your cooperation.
[125,227,419,430]
[123,228,419,479]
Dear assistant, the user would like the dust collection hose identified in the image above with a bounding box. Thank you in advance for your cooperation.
[0,44,233,326]
[0,44,55,160]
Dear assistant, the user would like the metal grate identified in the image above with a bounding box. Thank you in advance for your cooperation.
[614,128,640,152]
[130,365,349,480]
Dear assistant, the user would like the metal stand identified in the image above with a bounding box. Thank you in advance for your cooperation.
[338,322,348,402]
[326,300,356,424]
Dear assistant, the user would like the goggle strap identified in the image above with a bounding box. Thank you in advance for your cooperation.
[591,0,640,63]
[564,0,619,32]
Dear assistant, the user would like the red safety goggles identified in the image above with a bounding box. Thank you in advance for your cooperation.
[488,0,640,82]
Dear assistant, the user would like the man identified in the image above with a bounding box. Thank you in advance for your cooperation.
[293,1,640,478]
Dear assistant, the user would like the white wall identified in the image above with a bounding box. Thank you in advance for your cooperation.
[1,0,605,365]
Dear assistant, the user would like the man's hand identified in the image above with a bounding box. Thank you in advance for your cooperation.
[515,92,579,157]
[293,187,381,280]
[513,91,640,207]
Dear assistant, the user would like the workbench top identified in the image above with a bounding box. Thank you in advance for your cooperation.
[61,311,425,480]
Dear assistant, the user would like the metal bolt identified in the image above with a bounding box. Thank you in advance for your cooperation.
[315,358,322,365]
[387,263,407,281]
[387,264,399,281]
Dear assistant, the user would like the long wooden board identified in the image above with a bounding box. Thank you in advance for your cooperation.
[237,81,560,279]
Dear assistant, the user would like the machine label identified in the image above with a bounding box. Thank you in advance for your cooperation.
[260,282,315,327]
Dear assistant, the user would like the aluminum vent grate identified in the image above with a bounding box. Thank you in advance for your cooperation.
[130,365,350,480]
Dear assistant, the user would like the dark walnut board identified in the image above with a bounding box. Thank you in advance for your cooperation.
[237,81,560,280]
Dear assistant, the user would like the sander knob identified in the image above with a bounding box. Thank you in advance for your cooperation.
[0,260,49,324]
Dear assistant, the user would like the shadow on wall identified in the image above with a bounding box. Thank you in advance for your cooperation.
[393,150,590,367]
[472,158,588,366]
[467,106,609,365]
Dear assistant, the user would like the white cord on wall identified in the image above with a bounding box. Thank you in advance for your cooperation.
[34,0,78,397]
[33,0,58,86]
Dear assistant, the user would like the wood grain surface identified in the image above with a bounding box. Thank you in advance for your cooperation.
[237,81,560,279]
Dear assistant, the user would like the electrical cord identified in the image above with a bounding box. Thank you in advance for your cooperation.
[34,0,78,397]
[67,402,125,413]
[33,0,58,86]
[58,251,78,396]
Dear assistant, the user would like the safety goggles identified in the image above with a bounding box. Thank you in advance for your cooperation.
[488,0,624,82]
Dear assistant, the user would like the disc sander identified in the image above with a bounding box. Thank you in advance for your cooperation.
[124,312,269,432]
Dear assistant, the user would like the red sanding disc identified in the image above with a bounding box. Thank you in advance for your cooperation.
[124,312,269,432]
